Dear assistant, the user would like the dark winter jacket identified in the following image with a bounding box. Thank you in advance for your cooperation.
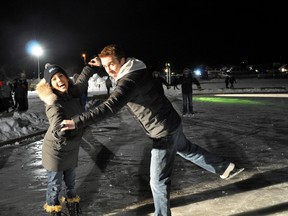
[153,75,170,95]
[179,75,201,94]
[0,83,11,98]
[14,79,28,99]
[72,58,181,139]
[36,66,98,171]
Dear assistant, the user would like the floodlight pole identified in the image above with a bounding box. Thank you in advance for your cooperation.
[165,63,171,84]
[31,44,43,81]
[37,55,40,80]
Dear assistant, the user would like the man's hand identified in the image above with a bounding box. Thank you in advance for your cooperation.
[60,120,76,131]
[88,56,102,67]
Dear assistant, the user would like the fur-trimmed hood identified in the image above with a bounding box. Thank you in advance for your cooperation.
[35,79,57,106]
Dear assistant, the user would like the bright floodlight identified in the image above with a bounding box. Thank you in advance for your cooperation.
[26,40,43,80]
[31,45,43,57]
[193,69,202,76]
[26,40,43,56]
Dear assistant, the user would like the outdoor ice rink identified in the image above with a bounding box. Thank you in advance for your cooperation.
[1,78,288,216]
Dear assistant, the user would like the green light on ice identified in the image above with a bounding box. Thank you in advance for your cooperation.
[194,97,263,105]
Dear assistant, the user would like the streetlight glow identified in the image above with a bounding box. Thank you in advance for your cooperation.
[31,45,43,57]
[26,40,43,80]
[165,62,171,84]
[82,53,86,65]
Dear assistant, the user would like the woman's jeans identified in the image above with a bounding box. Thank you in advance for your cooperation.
[46,167,76,205]
[150,124,230,216]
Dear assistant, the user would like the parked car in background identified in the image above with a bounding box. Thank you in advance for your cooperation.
[249,63,286,78]
[206,65,228,79]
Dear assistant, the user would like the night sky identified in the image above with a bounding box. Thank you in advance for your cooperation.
[0,0,287,78]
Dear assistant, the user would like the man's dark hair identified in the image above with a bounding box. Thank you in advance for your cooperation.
[99,44,126,61]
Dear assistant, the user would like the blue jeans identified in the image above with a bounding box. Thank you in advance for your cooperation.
[182,93,193,113]
[46,167,76,205]
[150,124,230,216]
[81,93,87,111]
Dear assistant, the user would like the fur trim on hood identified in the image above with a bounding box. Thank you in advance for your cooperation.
[35,79,57,106]
[115,58,146,81]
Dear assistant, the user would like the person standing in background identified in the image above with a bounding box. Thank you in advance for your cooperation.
[152,71,170,94]
[229,73,237,88]
[11,78,18,109]
[73,73,88,111]
[14,78,28,111]
[0,80,12,113]
[105,75,113,95]
[179,68,202,116]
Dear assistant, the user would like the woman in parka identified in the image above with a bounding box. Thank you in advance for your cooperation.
[36,61,100,216]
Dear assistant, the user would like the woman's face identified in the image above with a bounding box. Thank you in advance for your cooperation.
[51,72,69,93]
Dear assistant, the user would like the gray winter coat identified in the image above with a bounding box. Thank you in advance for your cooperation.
[36,66,98,171]
[72,58,181,139]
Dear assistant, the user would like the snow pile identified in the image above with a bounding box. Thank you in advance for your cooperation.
[0,112,48,142]
[0,75,114,144]
[87,74,115,95]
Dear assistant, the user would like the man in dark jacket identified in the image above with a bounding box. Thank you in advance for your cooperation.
[61,44,244,216]
[179,68,202,116]
[105,75,113,95]
[152,71,170,94]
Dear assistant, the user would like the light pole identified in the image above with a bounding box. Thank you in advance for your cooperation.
[31,45,43,80]
[82,53,86,65]
[165,63,171,84]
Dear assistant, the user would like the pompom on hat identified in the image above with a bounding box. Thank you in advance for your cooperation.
[43,63,69,84]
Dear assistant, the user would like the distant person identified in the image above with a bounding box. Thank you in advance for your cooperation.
[14,78,28,111]
[225,74,230,88]
[105,75,113,95]
[152,71,170,94]
[36,61,100,216]
[80,87,88,111]
[20,74,29,110]
[229,73,236,88]
[0,80,12,113]
[61,44,244,216]
[73,73,88,111]
[178,68,202,116]
[11,78,18,109]
[225,72,236,89]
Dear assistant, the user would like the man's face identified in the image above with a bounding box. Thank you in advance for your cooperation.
[51,72,69,93]
[183,72,189,77]
[100,55,125,79]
